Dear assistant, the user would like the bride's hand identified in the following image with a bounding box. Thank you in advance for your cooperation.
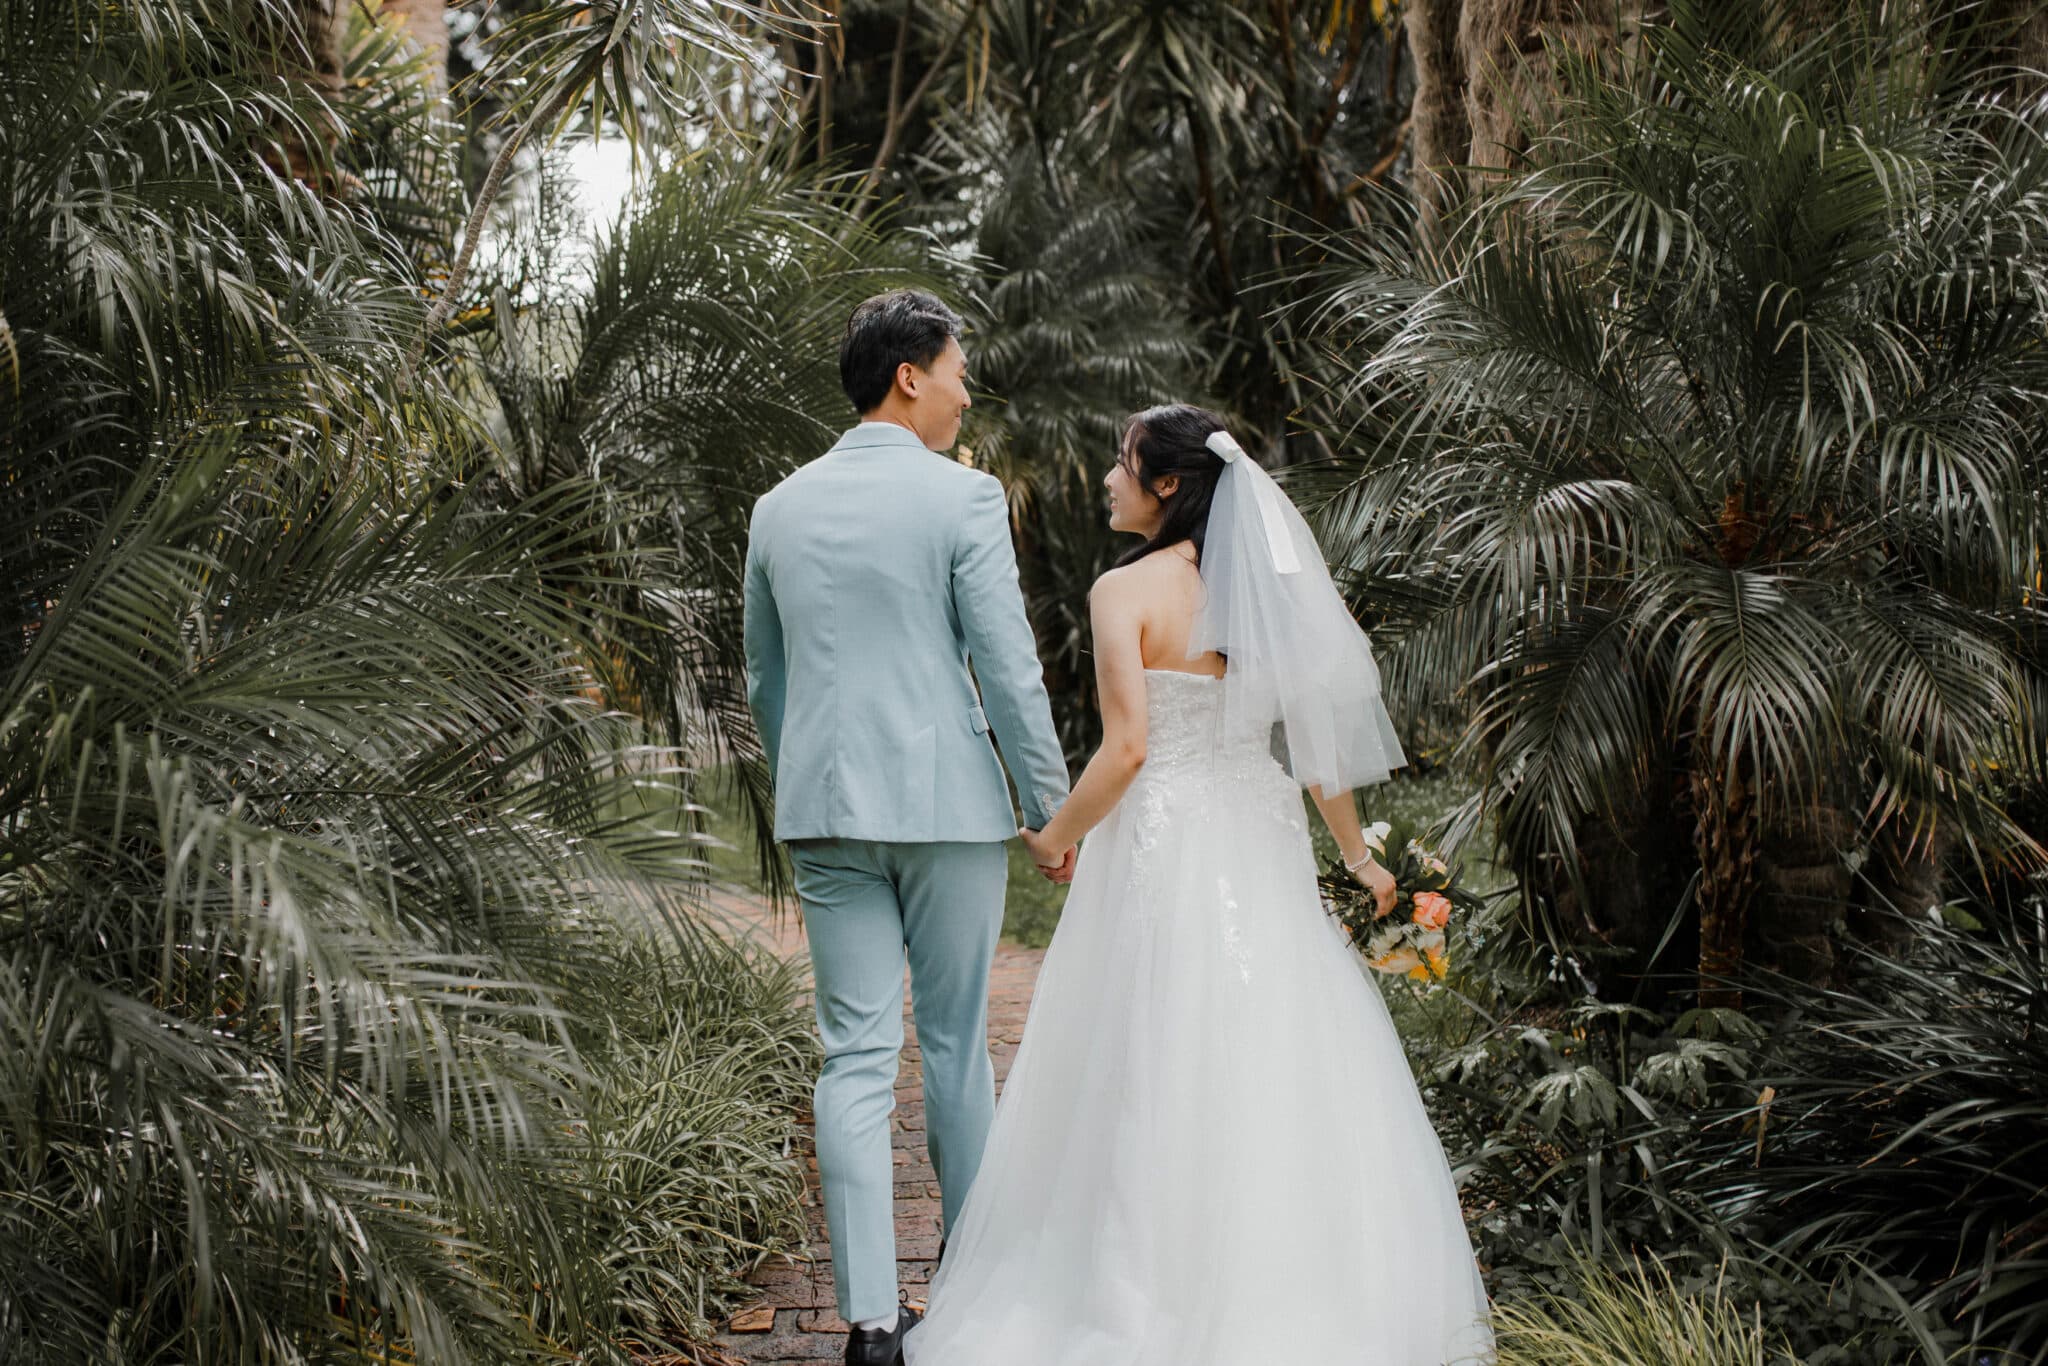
[1352,855,1399,920]
[1019,826,1075,883]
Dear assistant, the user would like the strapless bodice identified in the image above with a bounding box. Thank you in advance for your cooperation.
[1136,669,1291,788]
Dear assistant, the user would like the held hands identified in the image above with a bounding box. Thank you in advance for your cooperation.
[1019,826,1077,885]
[1350,853,1399,920]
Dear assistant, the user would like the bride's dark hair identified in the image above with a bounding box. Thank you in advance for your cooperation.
[1115,403,1230,569]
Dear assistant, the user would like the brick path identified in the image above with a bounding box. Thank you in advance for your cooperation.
[702,888,1046,1364]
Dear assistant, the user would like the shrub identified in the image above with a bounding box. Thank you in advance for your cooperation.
[1491,1254,1797,1366]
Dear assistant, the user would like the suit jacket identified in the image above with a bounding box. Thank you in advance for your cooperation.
[743,422,1070,843]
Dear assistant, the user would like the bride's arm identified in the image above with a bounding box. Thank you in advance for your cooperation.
[1309,785,1398,916]
[1309,785,1371,868]
[1025,574,1148,854]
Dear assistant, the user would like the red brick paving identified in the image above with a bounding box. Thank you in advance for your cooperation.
[703,888,1046,1365]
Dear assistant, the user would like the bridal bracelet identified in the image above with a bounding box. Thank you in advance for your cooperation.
[1344,851,1379,875]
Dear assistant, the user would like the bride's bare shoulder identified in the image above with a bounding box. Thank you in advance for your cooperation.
[1087,561,1144,609]
[1096,546,1197,595]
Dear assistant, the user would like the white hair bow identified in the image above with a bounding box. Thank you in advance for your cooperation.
[1206,430,1246,464]
[1204,428,1299,574]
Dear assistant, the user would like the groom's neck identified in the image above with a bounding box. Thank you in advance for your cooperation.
[858,403,934,449]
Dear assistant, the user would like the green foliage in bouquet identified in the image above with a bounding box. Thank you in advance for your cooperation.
[1319,814,1489,981]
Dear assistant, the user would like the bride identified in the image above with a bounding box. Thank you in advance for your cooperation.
[901,404,1496,1364]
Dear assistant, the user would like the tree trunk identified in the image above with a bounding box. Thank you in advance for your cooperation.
[1693,746,1762,1009]
[1402,0,1472,237]
[1979,0,2048,104]
[257,0,349,195]
[377,0,450,98]
[1545,784,1698,1003]
[1850,820,1952,956]
[1753,800,1856,986]
[2012,1,2048,80]
[1456,0,1618,173]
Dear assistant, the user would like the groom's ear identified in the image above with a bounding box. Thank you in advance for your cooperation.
[894,359,922,399]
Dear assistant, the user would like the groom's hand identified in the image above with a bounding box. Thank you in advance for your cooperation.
[1019,826,1076,884]
[1042,844,1077,885]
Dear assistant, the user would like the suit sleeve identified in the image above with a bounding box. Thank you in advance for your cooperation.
[742,520,787,782]
[952,475,1071,829]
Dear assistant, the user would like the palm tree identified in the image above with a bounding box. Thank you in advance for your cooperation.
[774,0,1411,448]
[404,0,808,381]
[0,0,894,1357]
[1301,1,2048,1004]
[1400,0,1630,233]
[468,148,932,886]
[951,139,1201,754]
[2,5,680,1359]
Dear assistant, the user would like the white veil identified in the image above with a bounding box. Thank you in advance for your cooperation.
[1188,430,1406,794]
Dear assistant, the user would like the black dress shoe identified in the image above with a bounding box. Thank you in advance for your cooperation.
[844,1302,922,1365]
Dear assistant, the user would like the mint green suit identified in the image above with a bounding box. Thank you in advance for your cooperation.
[742,422,1069,1322]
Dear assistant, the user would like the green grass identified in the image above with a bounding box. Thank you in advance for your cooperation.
[1003,838,1072,947]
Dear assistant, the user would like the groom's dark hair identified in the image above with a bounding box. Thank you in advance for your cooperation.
[840,289,963,414]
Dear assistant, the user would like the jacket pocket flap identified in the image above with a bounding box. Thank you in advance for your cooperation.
[968,704,991,735]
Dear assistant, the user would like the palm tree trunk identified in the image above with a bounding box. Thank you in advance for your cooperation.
[855,1,977,214]
[378,0,450,98]
[1456,0,1618,172]
[258,0,349,195]
[1693,744,1761,1009]
[1755,801,1855,985]
[1977,0,2048,102]
[404,79,576,383]
[1851,820,1952,955]
[1404,0,1623,231]
[1187,111,1239,301]
[1402,0,1471,238]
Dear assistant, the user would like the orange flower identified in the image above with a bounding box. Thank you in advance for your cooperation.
[1372,945,1423,976]
[1411,891,1452,931]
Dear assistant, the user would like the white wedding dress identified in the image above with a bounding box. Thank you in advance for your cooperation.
[903,669,1496,1365]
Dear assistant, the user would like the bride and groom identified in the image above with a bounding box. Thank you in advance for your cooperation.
[742,289,1495,1365]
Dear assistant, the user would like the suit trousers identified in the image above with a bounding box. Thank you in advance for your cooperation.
[787,838,1009,1323]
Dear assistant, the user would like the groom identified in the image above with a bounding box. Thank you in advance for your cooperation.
[742,289,1073,1365]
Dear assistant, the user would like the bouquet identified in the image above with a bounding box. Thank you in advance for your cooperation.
[1319,820,1484,982]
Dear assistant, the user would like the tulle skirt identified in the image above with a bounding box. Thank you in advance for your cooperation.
[903,755,1496,1365]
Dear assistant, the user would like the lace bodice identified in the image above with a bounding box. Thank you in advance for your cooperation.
[1128,669,1298,814]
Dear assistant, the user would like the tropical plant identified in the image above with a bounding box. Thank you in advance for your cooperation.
[1682,904,2048,1362]
[1417,887,2048,1363]
[408,0,809,379]
[1490,1253,1797,1366]
[1433,993,1758,1275]
[580,925,818,1345]
[0,0,847,1359]
[469,146,932,887]
[772,0,1410,447]
[951,140,1199,755]
[1301,0,2048,1003]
